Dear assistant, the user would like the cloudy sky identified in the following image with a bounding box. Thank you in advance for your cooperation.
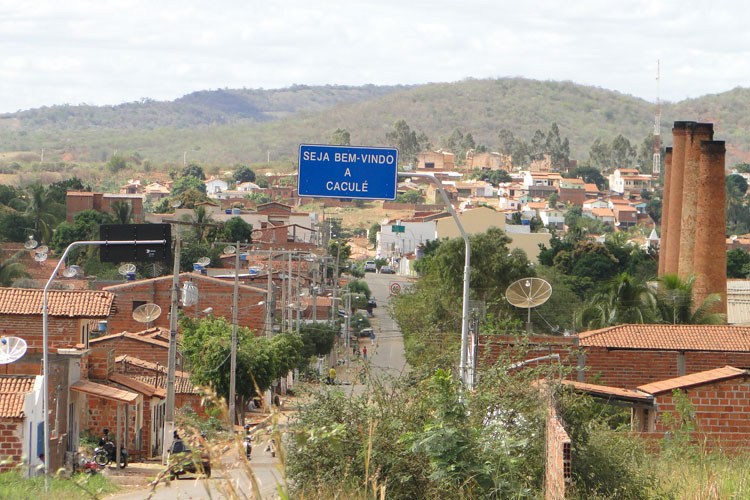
[1,0,749,114]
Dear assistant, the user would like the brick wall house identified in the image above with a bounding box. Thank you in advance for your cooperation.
[0,376,44,473]
[88,328,181,375]
[0,288,114,472]
[66,191,144,223]
[103,273,266,335]
[635,366,750,449]
[478,325,750,389]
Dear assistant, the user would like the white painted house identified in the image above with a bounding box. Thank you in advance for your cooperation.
[205,177,229,195]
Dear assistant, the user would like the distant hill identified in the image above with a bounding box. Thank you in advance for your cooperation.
[0,78,749,167]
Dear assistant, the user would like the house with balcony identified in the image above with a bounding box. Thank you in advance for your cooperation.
[609,169,653,195]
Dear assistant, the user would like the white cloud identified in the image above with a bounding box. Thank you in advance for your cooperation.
[1,0,749,112]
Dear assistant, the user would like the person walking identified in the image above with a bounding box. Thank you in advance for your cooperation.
[362,346,367,360]
[328,366,336,385]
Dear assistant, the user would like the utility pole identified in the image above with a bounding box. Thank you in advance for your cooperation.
[163,225,181,463]
[229,241,240,430]
[267,250,273,337]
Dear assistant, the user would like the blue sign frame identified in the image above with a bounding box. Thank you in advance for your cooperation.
[298,144,398,200]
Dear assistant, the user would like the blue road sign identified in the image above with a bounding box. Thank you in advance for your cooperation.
[298,144,398,200]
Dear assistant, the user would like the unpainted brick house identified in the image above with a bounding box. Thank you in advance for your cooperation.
[478,324,750,389]
[0,287,121,472]
[102,273,267,335]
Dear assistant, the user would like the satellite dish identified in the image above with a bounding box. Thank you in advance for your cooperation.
[196,256,211,267]
[223,245,236,255]
[133,303,162,325]
[34,252,48,262]
[36,245,49,254]
[170,199,182,208]
[62,267,78,278]
[0,337,27,364]
[119,263,137,276]
[24,237,38,250]
[505,278,552,332]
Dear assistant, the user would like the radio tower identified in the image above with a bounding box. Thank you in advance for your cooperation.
[653,60,661,174]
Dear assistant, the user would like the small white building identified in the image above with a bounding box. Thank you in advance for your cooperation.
[205,177,229,195]
[377,219,437,259]
[609,169,653,194]
[539,208,565,231]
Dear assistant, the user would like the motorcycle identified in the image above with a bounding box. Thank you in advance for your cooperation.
[73,453,100,475]
[94,438,128,468]
[242,436,252,460]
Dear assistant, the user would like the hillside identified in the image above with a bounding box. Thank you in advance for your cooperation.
[0,78,749,167]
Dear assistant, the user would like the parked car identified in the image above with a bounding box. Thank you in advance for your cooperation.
[168,438,211,479]
[364,261,377,272]
[359,327,374,338]
[380,265,395,274]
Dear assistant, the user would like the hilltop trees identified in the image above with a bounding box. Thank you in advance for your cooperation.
[233,165,256,184]
[330,128,351,146]
[496,123,570,168]
[386,119,428,164]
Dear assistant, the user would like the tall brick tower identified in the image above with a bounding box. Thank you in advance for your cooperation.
[694,141,727,314]
[658,147,673,276]
[659,121,727,319]
[678,123,714,278]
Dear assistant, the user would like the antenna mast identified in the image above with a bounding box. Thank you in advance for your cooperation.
[653,59,661,174]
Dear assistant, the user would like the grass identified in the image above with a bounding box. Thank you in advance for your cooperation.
[0,470,118,500]
[654,450,750,499]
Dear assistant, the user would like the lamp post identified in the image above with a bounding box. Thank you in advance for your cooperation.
[43,238,167,491]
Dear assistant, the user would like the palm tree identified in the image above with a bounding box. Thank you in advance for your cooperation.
[655,274,725,325]
[0,251,29,287]
[108,201,134,224]
[24,185,62,244]
[577,273,656,329]
[190,205,213,242]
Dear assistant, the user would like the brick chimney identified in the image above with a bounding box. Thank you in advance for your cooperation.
[658,147,673,277]
[693,140,727,315]
[664,121,692,275]
[678,123,714,278]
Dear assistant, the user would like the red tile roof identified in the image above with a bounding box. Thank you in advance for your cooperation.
[70,380,141,403]
[0,376,36,419]
[134,374,198,394]
[89,330,169,348]
[115,354,189,378]
[578,324,750,352]
[637,366,748,395]
[0,288,114,318]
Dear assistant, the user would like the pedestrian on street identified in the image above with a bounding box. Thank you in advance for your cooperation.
[370,331,376,344]
[362,346,367,360]
[328,366,336,385]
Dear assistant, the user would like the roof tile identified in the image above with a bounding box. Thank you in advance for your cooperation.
[0,376,36,419]
[637,366,748,395]
[579,324,750,352]
[0,288,114,318]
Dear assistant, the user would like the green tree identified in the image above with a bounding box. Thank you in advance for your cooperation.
[183,163,206,180]
[727,174,748,195]
[385,119,426,164]
[565,165,607,190]
[171,176,207,197]
[0,212,29,242]
[189,205,214,243]
[727,248,750,278]
[0,251,29,287]
[298,322,338,359]
[368,222,380,246]
[48,177,85,206]
[223,217,253,242]
[24,184,62,244]
[107,155,127,174]
[396,190,424,204]
[107,200,134,224]
[245,191,272,205]
[655,274,725,325]
[646,197,662,224]
[330,128,351,146]
[233,165,256,184]
[577,273,656,329]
